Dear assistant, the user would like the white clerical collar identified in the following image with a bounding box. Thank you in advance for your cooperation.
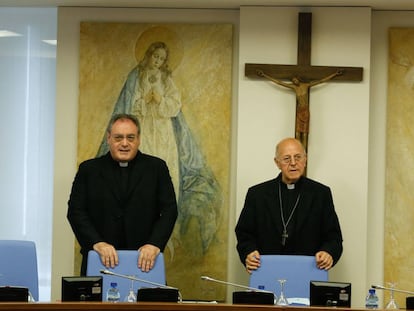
[119,162,128,167]
[287,183,295,190]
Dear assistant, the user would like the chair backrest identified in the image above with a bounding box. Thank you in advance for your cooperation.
[0,240,39,301]
[86,250,166,301]
[249,255,328,300]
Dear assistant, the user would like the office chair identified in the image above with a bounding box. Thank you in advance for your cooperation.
[86,250,167,301]
[0,240,39,301]
[249,255,328,302]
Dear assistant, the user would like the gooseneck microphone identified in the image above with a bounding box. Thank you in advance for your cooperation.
[100,269,177,289]
[372,284,414,295]
[201,275,276,305]
[100,269,182,302]
[201,275,273,293]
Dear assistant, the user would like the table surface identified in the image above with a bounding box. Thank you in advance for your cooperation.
[0,301,363,311]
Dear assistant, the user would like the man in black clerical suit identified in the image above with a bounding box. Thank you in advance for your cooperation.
[67,113,177,275]
[235,137,343,273]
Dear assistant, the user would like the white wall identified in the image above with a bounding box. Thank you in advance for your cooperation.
[235,7,371,307]
[53,5,410,307]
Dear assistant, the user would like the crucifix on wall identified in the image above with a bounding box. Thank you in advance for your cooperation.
[245,12,363,156]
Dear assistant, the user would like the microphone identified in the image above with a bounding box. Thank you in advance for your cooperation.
[201,275,273,293]
[201,275,275,305]
[100,269,177,289]
[372,284,414,296]
[100,269,181,302]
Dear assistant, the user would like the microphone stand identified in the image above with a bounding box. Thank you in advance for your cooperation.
[100,269,182,302]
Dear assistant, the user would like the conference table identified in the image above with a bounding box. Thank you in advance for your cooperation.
[0,302,362,311]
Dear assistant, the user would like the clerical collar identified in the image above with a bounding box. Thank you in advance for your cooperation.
[279,175,303,190]
[119,162,128,167]
[280,180,296,190]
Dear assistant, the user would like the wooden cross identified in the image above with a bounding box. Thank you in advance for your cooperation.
[245,12,363,156]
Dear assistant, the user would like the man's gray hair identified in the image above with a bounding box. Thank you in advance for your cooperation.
[106,113,141,134]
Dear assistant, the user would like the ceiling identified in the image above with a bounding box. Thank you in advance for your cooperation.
[2,0,414,10]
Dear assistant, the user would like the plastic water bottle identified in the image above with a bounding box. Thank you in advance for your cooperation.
[365,288,379,309]
[106,282,121,302]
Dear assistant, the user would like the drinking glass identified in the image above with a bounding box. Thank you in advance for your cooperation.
[276,279,289,306]
[385,282,399,309]
[124,279,137,302]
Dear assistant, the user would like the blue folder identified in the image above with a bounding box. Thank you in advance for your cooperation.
[249,255,328,301]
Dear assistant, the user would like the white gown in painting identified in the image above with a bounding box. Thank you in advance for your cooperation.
[131,66,181,194]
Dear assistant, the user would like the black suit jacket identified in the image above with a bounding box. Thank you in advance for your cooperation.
[235,174,343,266]
[67,151,178,259]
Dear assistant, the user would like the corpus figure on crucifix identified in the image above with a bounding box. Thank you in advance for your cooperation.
[245,12,363,162]
[256,69,343,152]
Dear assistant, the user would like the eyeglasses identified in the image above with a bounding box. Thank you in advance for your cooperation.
[278,154,306,165]
[111,134,137,143]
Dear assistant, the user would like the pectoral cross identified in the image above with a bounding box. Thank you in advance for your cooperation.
[245,12,363,156]
[281,230,288,246]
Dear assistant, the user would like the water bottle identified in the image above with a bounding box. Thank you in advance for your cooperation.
[106,282,121,302]
[365,288,379,309]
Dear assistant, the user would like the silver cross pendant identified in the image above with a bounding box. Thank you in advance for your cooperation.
[281,230,288,246]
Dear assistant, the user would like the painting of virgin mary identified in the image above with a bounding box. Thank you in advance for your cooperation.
[78,23,233,300]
